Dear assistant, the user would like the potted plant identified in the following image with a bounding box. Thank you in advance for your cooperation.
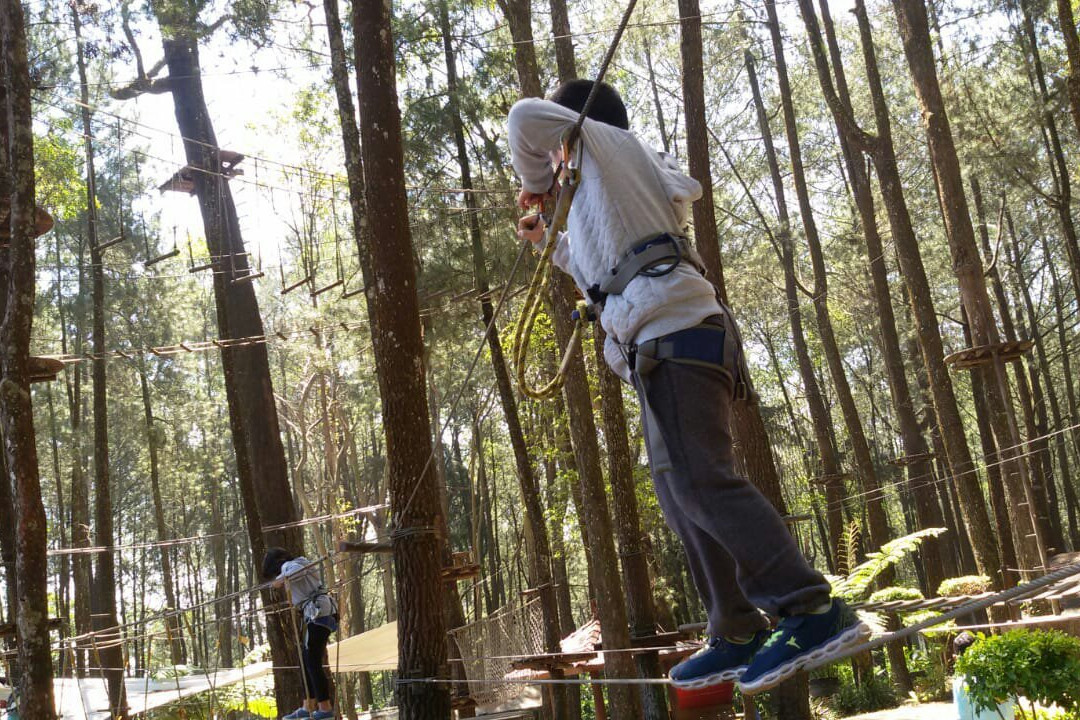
[954,630,1080,720]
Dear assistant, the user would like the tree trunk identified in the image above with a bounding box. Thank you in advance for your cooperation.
[1018,0,1080,310]
[746,49,845,570]
[542,421,583,719]
[766,0,891,556]
[592,328,668,719]
[547,0,576,82]
[970,180,1059,553]
[322,0,372,283]
[46,389,70,650]
[1008,209,1080,549]
[353,0,450,715]
[139,372,185,664]
[804,0,945,592]
[436,3,566,714]
[1055,0,1080,141]
[497,0,544,99]
[891,0,1046,579]
[72,9,126,712]
[548,278,642,717]
[849,0,1003,590]
[0,2,57,715]
[498,1,641,714]
[144,7,306,708]
[678,0,726,298]
[64,234,91,675]
[681,10,810,709]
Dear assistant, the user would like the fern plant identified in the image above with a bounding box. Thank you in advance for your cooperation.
[831,527,947,602]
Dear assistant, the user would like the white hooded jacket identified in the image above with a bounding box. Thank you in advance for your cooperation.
[508,98,722,380]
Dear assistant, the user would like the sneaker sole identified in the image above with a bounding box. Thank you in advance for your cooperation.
[669,665,747,689]
[736,621,871,695]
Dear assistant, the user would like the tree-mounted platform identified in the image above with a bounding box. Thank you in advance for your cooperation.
[888,452,935,467]
[339,541,480,582]
[442,551,480,583]
[0,199,53,240]
[810,472,849,486]
[0,617,63,637]
[943,339,1034,370]
[158,150,245,194]
[28,356,65,383]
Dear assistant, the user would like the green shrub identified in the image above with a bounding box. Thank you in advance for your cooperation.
[955,630,1080,720]
[868,586,924,604]
[938,575,991,596]
[906,645,950,702]
[830,671,899,715]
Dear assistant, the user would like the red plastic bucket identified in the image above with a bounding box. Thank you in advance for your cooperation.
[674,681,735,709]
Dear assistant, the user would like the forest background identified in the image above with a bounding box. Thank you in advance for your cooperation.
[7,0,1080,716]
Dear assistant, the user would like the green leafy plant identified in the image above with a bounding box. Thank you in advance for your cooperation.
[906,646,950,702]
[868,586,924,604]
[830,670,899,715]
[938,575,992,597]
[831,527,947,602]
[955,630,1080,720]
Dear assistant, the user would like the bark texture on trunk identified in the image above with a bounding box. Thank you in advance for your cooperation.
[891,0,1045,578]
[73,10,126,712]
[353,1,450,716]
[0,2,57,715]
[143,6,305,707]
[1056,0,1080,141]
[140,372,185,664]
[498,1,642,715]
[848,0,1002,589]
[800,0,945,591]
[679,8,810,710]
[437,2,566,715]
[766,0,891,555]
[746,50,845,571]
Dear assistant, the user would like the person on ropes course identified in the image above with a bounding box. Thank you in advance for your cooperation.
[262,548,339,719]
[509,78,869,694]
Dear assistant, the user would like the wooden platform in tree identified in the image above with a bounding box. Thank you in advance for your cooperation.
[889,452,935,467]
[943,339,1034,369]
[810,472,849,486]
[510,651,597,673]
[0,200,54,240]
[29,356,66,383]
[158,150,245,194]
[442,551,480,582]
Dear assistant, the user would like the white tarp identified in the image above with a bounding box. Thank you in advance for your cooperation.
[53,662,274,720]
[325,622,398,673]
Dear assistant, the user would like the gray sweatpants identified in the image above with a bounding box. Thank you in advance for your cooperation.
[632,321,830,639]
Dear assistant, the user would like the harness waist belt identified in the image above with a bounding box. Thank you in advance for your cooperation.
[629,312,759,405]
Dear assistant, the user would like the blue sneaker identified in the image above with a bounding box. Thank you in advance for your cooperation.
[737,599,870,695]
[282,709,311,720]
[311,711,334,720]
[669,630,769,688]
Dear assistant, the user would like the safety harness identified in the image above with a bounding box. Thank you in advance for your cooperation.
[591,233,701,305]
[511,85,756,404]
[579,233,759,404]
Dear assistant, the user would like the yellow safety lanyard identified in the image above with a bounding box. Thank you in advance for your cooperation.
[511,133,592,401]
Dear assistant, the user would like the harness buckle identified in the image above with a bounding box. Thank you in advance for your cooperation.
[571,300,598,323]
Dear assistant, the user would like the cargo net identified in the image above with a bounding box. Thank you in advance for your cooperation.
[449,597,545,708]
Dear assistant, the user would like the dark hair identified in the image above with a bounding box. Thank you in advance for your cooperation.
[262,546,294,580]
[548,79,629,130]
[953,631,977,657]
